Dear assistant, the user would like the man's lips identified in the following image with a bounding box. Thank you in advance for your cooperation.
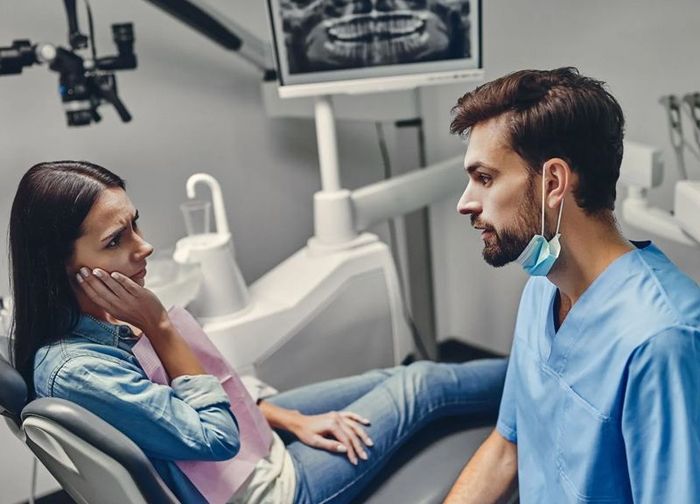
[474,227,496,239]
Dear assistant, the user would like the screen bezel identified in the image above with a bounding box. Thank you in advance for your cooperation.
[266,0,483,98]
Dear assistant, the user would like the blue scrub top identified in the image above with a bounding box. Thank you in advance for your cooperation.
[497,241,700,503]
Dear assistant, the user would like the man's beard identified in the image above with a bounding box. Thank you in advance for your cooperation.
[475,177,541,267]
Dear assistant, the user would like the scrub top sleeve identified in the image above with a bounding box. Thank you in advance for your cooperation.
[622,327,700,504]
[496,343,518,444]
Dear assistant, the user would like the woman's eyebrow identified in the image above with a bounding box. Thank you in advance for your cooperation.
[100,226,125,243]
[100,209,138,242]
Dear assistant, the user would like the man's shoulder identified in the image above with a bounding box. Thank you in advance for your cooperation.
[632,243,700,326]
[632,325,700,363]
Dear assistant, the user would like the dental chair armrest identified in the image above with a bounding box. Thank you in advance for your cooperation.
[22,398,180,504]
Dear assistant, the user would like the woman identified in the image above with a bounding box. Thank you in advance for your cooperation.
[10,160,507,504]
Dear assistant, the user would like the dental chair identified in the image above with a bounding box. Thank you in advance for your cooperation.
[1,351,497,504]
[0,354,179,504]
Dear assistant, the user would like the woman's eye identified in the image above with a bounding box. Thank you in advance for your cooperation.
[107,234,121,249]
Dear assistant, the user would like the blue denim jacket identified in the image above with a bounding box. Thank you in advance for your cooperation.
[33,314,240,504]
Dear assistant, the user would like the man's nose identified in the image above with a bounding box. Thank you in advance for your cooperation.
[456,184,482,216]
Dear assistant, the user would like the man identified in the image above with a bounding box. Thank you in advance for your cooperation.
[444,67,700,503]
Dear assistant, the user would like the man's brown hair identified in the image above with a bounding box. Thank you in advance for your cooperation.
[451,67,625,214]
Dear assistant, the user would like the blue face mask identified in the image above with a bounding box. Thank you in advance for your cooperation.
[515,173,564,277]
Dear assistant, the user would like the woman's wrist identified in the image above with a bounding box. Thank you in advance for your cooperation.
[283,409,305,433]
[142,311,172,338]
[260,401,304,432]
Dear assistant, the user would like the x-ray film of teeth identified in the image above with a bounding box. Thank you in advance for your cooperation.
[278,0,474,74]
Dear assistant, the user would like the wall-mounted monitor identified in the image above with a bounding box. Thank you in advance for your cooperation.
[267,0,483,98]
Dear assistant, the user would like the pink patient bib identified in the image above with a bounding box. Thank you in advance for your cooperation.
[132,306,273,504]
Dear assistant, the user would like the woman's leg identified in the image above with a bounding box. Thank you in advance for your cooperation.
[264,367,403,415]
[289,358,508,504]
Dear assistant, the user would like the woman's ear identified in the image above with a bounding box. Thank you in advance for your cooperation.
[65,256,81,283]
[542,158,572,209]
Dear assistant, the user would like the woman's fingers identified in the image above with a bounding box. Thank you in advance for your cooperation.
[309,434,348,455]
[328,420,358,465]
[341,414,374,447]
[341,411,371,426]
[109,271,141,296]
[92,268,131,298]
[76,269,119,312]
[339,419,368,462]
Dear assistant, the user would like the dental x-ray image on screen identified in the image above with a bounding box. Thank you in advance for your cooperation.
[267,0,482,97]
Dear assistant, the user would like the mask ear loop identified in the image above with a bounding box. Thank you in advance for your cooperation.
[542,168,565,236]
[540,172,546,236]
[554,195,564,235]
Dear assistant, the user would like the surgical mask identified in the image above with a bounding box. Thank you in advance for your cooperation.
[514,172,564,277]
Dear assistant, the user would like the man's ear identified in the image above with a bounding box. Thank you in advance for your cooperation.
[542,158,573,209]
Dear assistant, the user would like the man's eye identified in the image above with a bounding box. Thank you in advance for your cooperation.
[478,174,492,185]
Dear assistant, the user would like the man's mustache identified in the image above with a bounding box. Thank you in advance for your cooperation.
[470,215,495,231]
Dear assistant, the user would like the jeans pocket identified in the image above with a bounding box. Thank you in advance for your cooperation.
[556,391,630,503]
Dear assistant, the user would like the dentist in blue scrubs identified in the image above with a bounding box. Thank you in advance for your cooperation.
[444,67,700,503]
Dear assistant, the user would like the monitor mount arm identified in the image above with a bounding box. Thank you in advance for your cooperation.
[142,0,277,79]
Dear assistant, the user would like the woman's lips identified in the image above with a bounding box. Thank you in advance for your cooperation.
[131,268,146,279]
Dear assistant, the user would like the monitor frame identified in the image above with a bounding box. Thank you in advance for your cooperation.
[267,0,483,99]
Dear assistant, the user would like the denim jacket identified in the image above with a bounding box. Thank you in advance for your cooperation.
[33,314,240,504]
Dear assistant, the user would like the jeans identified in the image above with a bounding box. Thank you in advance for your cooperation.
[266,358,508,504]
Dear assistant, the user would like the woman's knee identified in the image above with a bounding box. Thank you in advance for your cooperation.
[397,359,508,400]
[395,361,445,396]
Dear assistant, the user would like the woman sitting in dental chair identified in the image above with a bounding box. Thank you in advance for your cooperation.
[9,161,507,504]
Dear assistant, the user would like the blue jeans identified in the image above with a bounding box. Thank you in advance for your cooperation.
[266,358,508,504]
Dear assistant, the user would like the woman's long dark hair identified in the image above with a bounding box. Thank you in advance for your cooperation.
[9,161,125,397]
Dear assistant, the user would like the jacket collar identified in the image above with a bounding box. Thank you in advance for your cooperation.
[70,314,137,348]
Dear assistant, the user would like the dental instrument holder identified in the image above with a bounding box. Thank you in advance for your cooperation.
[682,92,700,149]
[174,174,250,319]
[659,95,688,180]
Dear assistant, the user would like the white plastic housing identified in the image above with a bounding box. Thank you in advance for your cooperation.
[174,233,250,318]
[619,141,664,189]
[674,181,700,243]
[199,235,414,390]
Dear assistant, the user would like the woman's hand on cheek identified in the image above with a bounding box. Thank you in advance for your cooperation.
[75,266,167,333]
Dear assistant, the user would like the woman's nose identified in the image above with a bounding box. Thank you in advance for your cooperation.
[135,236,154,260]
